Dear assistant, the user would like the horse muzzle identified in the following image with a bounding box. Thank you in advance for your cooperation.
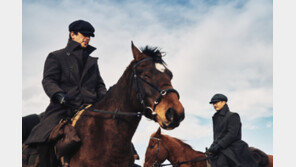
[162,108,184,129]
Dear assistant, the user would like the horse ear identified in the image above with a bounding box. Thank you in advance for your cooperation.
[131,41,144,61]
[155,127,161,137]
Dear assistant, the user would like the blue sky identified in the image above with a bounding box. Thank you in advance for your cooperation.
[23,0,273,165]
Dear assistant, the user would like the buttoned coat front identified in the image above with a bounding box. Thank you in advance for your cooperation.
[25,40,107,144]
[211,104,258,167]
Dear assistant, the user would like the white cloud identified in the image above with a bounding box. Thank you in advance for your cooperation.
[230,88,273,120]
[266,121,273,128]
[244,124,258,130]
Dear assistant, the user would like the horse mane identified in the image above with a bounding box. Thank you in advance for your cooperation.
[140,46,167,65]
[141,46,173,79]
[163,134,204,154]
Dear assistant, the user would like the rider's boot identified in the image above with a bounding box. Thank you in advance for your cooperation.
[53,122,81,167]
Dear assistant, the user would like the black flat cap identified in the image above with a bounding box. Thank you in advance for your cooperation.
[69,20,95,37]
[209,93,228,104]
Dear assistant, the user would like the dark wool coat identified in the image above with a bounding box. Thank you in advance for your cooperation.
[25,40,107,145]
[211,104,258,167]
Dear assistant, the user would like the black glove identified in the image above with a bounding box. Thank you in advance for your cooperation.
[208,144,221,154]
[52,92,69,105]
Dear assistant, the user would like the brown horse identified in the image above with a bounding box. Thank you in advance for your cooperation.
[144,128,273,167]
[69,42,185,167]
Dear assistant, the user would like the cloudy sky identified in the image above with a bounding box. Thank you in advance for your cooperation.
[23,0,273,165]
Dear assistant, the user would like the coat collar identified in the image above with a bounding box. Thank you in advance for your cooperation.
[80,56,98,83]
[65,39,96,55]
[213,104,229,117]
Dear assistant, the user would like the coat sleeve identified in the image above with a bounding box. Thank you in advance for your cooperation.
[42,53,64,99]
[96,65,107,101]
[131,143,138,156]
[217,113,241,148]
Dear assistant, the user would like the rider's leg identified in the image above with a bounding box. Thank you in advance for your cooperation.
[212,153,230,167]
[37,143,50,167]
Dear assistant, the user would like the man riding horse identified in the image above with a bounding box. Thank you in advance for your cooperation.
[24,20,139,167]
[207,93,259,167]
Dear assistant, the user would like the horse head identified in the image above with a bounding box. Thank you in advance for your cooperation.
[144,128,209,167]
[144,128,169,167]
[130,42,185,130]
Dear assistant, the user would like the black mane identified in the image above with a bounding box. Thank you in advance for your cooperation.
[140,46,166,65]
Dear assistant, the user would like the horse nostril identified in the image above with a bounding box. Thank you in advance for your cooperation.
[165,108,175,122]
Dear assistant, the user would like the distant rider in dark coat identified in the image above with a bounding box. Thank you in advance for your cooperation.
[25,20,107,167]
[207,93,258,167]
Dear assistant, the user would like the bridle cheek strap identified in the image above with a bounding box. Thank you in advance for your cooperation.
[150,137,170,167]
[131,57,180,122]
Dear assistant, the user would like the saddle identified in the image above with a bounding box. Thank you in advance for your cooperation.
[22,104,92,167]
[249,147,269,166]
[48,119,81,160]
[50,104,93,159]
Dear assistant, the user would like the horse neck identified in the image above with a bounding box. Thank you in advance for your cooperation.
[72,62,142,165]
[163,136,205,164]
[92,62,142,138]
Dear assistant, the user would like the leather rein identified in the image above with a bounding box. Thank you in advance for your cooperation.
[150,136,213,167]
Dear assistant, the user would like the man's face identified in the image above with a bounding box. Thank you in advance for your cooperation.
[71,32,90,48]
[213,101,226,111]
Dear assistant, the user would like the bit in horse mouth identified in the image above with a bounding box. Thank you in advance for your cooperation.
[161,121,173,129]
[162,120,180,129]
[163,121,170,127]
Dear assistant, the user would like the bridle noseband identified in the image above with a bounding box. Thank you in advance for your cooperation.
[131,57,180,121]
[150,136,170,167]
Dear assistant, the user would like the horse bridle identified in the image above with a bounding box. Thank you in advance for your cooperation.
[81,57,180,121]
[131,57,180,121]
[150,136,170,167]
[149,136,213,167]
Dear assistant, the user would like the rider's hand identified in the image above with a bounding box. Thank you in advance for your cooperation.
[52,92,69,105]
[208,144,221,154]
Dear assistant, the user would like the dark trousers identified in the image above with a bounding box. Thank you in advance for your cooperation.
[212,153,238,167]
[37,143,58,167]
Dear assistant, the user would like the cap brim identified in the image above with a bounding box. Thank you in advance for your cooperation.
[209,100,219,104]
[80,31,95,37]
